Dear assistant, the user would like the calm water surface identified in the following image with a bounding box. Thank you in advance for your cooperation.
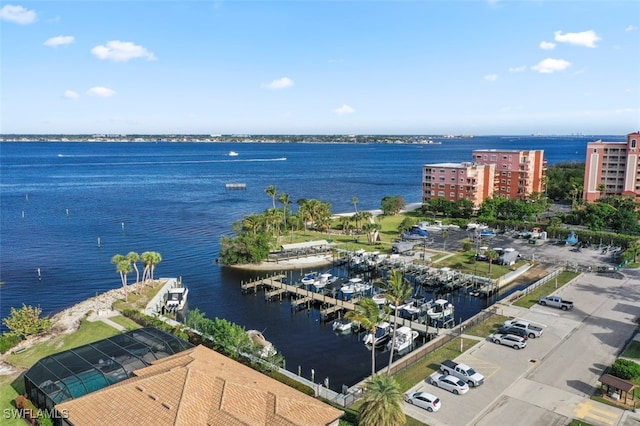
[0,136,624,389]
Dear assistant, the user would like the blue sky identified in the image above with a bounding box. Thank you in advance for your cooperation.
[1,1,639,135]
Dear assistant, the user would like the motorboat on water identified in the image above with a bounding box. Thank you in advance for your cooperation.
[332,317,354,333]
[340,277,371,299]
[164,286,188,312]
[363,322,392,347]
[313,273,337,291]
[246,330,276,358]
[387,326,419,352]
[427,299,454,320]
[300,272,319,286]
[371,293,388,306]
[228,151,238,156]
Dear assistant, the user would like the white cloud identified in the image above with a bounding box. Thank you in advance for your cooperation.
[539,41,556,50]
[532,58,571,74]
[87,87,115,97]
[264,77,294,90]
[333,104,355,114]
[0,4,37,24]
[625,25,637,32]
[508,66,526,72]
[64,90,79,99]
[91,40,156,62]
[44,35,75,47]
[554,30,601,48]
[615,107,639,113]
[484,74,498,82]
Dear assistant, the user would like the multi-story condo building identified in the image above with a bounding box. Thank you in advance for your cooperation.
[422,162,496,209]
[472,149,547,199]
[583,132,640,202]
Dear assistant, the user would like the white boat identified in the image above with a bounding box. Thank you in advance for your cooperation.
[246,330,276,358]
[301,272,319,286]
[340,278,371,298]
[228,151,238,156]
[313,273,336,291]
[427,299,454,320]
[164,287,188,312]
[332,318,354,333]
[371,293,387,306]
[387,326,419,352]
[363,322,392,347]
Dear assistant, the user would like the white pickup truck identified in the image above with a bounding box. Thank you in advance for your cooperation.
[440,360,485,387]
[503,319,543,338]
[538,295,574,310]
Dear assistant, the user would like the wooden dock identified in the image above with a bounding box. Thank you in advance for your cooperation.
[240,274,438,335]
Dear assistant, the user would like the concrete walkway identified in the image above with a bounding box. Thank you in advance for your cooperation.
[86,309,127,332]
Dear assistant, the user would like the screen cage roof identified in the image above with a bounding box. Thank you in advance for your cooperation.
[24,327,193,407]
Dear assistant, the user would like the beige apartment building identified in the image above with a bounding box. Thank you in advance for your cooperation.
[472,149,547,199]
[583,132,640,202]
[422,149,547,209]
[422,162,496,209]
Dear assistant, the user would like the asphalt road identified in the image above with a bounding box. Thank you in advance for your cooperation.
[403,269,640,426]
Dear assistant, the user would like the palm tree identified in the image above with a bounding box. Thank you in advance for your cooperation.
[278,192,291,232]
[265,185,277,209]
[442,229,449,251]
[126,251,140,284]
[111,254,132,302]
[141,251,162,282]
[351,196,359,214]
[381,270,413,374]
[345,298,389,376]
[487,249,499,276]
[359,374,406,426]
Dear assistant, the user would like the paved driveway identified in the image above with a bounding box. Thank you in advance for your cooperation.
[403,270,640,426]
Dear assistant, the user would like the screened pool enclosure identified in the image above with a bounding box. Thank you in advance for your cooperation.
[24,327,193,410]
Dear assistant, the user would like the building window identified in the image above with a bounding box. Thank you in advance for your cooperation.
[439,184,445,189]
[439,177,445,181]
[632,139,637,148]
[449,192,455,197]
[438,191,445,197]
[491,155,497,161]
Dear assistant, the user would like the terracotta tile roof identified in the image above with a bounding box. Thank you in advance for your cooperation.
[57,345,343,426]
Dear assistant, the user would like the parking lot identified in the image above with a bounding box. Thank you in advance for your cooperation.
[425,226,623,272]
[402,270,640,426]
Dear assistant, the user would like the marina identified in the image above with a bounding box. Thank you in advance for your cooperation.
[0,138,611,391]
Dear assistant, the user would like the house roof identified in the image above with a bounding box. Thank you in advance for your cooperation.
[599,374,637,392]
[56,345,343,426]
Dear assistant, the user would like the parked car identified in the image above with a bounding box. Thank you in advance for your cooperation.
[503,319,544,338]
[538,295,574,310]
[440,360,485,387]
[405,391,441,412]
[428,374,470,395]
[496,326,529,340]
[491,333,527,349]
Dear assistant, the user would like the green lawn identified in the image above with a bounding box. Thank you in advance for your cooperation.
[0,319,123,425]
[622,340,640,359]
[5,319,121,369]
[108,315,142,331]
[512,271,580,308]
[462,315,509,337]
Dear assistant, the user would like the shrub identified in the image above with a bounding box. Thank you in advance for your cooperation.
[14,394,38,425]
[610,358,640,380]
[0,333,23,354]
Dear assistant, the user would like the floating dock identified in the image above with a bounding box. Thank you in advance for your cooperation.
[225,183,247,190]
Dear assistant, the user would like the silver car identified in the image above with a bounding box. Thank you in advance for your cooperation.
[428,374,469,395]
[491,333,527,349]
[405,391,441,412]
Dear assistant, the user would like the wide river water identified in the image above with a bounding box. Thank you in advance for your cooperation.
[0,135,625,389]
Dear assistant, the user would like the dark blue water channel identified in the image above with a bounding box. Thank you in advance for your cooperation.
[0,136,624,390]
